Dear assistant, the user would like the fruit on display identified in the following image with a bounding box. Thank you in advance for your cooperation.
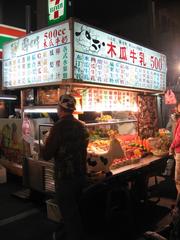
[96,114,112,122]
[87,137,125,173]
[147,128,171,157]
[110,156,139,170]
[87,139,110,153]
[110,136,149,169]
[86,119,169,172]
[87,130,151,171]
[89,128,109,141]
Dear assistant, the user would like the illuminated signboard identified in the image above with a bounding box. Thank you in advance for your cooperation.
[48,0,67,25]
[74,22,167,91]
[2,22,71,89]
[2,20,167,91]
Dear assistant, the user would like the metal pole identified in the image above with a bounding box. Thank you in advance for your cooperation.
[25,5,31,33]
[68,0,74,18]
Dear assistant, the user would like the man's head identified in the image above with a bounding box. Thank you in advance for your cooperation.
[58,94,76,117]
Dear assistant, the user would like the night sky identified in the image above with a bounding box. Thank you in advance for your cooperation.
[3,0,147,30]
[2,0,37,30]
[2,0,180,31]
[2,0,180,48]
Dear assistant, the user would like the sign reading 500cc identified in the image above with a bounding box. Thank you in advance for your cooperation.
[2,22,71,89]
[44,28,66,38]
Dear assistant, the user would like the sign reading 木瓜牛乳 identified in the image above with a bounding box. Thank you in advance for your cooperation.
[2,22,71,88]
[48,0,67,25]
[74,22,167,91]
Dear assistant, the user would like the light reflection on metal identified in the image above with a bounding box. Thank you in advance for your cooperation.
[24,107,57,113]
[0,95,17,100]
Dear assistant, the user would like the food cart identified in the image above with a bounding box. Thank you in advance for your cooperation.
[1,18,168,198]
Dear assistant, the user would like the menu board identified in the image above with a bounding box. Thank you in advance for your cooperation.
[82,88,137,112]
[74,22,167,91]
[2,22,71,89]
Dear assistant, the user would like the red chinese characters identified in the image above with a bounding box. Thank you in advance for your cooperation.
[139,52,146,66]
[130,49,137,63]
[119,47,127,61]
[43,28,67,48]
[107,42,117,58]
[106,41,165,72]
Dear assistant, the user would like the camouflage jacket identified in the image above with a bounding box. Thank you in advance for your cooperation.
[42,115,89,180]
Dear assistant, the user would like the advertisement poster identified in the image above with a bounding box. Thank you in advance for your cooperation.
[74,22,167,91]
[0,119,23,164]
[3,22,71,89]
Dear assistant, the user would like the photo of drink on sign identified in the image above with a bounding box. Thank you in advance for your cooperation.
[74,22,167,91]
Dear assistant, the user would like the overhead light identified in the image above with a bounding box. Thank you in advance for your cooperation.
[0,94,17,100]
[24,107,57,113]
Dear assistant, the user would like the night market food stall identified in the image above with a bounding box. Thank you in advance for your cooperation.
[1,18,169,199]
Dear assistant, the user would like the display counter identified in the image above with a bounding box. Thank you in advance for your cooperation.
[111,154,167,176]
[23,153,168,195]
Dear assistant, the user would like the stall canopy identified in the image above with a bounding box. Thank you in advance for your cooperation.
[0,24,26,59]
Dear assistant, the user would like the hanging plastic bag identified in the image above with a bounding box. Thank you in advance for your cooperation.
[165,89,177,105]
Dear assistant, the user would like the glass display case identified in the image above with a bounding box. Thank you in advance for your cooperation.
[86,118,143,173]
[24,110,156,194]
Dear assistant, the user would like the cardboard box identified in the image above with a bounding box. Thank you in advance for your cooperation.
[46,199,62,222]
[0,165,7,183]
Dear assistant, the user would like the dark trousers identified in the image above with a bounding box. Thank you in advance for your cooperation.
[55,176,86,240]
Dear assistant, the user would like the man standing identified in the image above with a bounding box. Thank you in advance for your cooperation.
[41,94,89,240]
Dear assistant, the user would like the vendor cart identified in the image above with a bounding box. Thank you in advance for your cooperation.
[1,18,168,203]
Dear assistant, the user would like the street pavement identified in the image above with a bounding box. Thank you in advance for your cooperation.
[0,173,177,240]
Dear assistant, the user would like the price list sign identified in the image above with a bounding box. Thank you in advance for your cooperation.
[3,22,71,89]
[74,22,167,91]
[82,88,137,112]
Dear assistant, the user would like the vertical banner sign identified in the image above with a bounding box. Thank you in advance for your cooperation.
[48,0,67,25]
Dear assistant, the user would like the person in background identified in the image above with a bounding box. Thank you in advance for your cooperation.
[143,104,180,240]
[40,94,89,240]
[166,102,180,239]
[169,102,180,206]
[166,105,178,140]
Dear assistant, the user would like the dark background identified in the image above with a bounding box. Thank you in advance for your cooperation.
[1,0,180,49]
[2,0,180,31]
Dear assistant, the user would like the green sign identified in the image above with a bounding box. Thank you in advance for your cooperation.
[48,0,67,25]
[0,35,15,49]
